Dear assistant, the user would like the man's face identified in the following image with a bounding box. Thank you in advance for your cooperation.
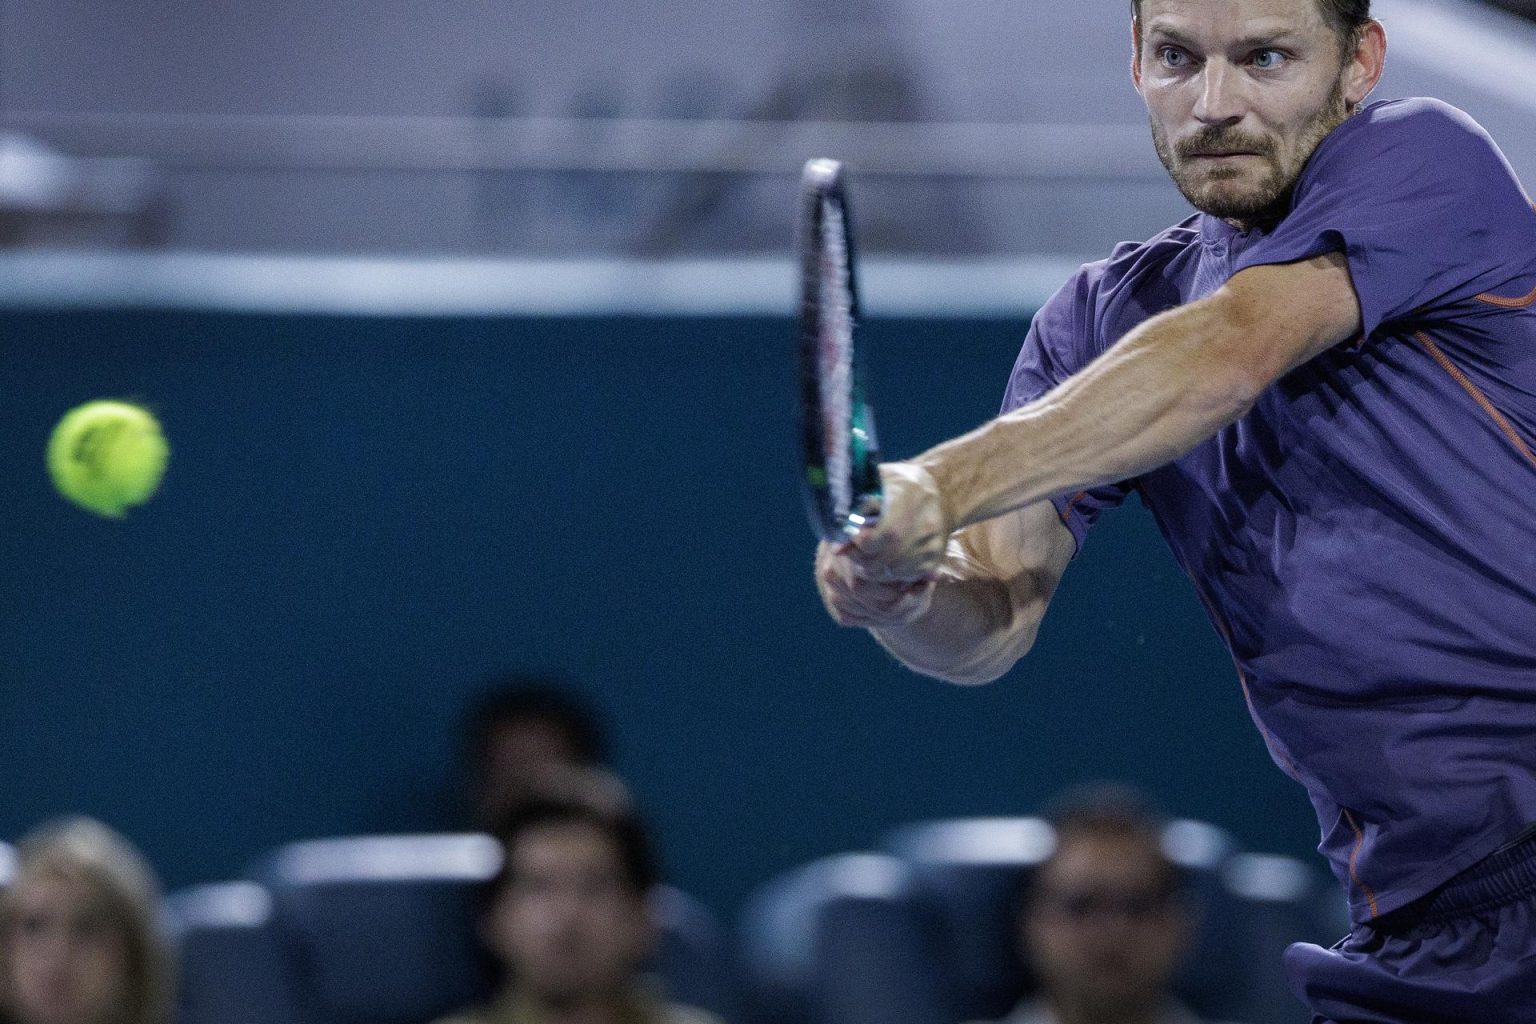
[1134,0,1360,225]
[5,868,132,1024]
[484,821,653,1004]
[1023,833,1189,1017]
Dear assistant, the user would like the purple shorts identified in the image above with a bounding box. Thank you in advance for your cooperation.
[1285,831,1536,1023]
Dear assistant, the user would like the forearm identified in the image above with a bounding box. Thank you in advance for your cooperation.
[916,296,1262,531]
[871,541,1047,685]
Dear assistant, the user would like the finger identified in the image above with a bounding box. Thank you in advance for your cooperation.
[821,575,932,628]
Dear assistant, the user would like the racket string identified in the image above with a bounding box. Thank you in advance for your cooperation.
[818,199,857,522]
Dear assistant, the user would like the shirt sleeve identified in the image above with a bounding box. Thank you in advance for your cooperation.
[1002,268,1134,556]
[1231,98,1536,339]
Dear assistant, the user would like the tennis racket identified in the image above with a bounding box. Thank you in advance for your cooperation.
[798,158,882,542]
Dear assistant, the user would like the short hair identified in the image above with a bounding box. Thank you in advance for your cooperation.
[1132,0,1371,52]
[486,773,659,900]
[463,677,607,773]
[1026,783,1187,905]
[0,818,174,1024]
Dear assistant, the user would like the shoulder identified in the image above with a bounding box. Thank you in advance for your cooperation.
[1352,96,1489,139]
[1305,97,1505,179]
[659,1004,728,1024]
[959,996,1053,1024]
[426,1015,490,1024]
[1082,217,1204,303]
[1036,216,1203,335]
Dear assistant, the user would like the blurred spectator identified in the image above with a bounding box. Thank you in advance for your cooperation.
[463,678,608,829]
[1487,0,1536,21]
[432,773,722,1024]
[0,134,167,248]
[967,786,1240,1024]
[0,817,173,1024]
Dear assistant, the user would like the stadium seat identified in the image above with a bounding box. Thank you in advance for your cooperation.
[737,852,951,1024]
[879,816,1059,1021]
[234,833,733,1024]
[1219,853,1343,1024]
[248,833,499,1024]
[875,816,1331,1024]
[650,883,742,1022]
[163,880,313,1024]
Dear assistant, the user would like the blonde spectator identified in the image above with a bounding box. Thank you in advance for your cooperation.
[0,817,173,1024]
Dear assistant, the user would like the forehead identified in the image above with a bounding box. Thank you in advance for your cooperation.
[1038,832,1169,889]
[511,821,622,872]
[1139,0,1331,41]
[10,865,108,912]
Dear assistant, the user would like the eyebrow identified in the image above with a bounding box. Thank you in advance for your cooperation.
[1143,23,1305,51]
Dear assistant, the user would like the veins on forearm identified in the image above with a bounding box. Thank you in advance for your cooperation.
[919,300,1257,531]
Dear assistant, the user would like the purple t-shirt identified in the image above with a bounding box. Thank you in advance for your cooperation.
[1004,98,1536,922]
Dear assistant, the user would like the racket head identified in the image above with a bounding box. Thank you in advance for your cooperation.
[797,158,882,543]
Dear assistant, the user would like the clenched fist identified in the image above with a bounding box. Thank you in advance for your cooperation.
[815,462,951,628]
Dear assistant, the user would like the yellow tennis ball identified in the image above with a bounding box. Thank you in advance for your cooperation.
[46,400,170,518]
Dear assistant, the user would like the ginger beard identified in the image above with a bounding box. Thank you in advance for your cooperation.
[1151,72,1350,226]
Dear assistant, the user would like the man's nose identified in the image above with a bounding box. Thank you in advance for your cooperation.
[1193,61,1246,124]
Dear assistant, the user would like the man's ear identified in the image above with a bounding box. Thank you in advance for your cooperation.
[1344,20,1388,109]
[1131,19,1145,94]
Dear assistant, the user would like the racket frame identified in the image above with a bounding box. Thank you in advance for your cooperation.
[797,158,883,542]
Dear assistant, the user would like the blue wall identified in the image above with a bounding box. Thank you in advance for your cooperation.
[0,309,1321,915]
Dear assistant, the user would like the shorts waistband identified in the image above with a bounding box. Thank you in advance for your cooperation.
[1398,829,1536,928]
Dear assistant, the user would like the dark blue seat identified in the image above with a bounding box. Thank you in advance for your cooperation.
[738,852,951,1024]
[650,883,741,1022]
[735,817,1334,1024]
[880,816,1060,1021]
[197,833,737,1024]
[1217,852,1345,1024]
[250,833,500,1024]
[163,880,313,1024]
[880,816,1333,1024]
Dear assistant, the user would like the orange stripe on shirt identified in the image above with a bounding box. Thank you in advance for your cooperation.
[1475,284,1536,309]
[1413,331,1536,468]
[1342,808,1381,919]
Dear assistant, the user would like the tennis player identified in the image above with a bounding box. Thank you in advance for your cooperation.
[815,0,1536,1018]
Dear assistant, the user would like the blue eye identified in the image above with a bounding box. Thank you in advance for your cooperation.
[1251,49,1287,69]
[1157,46,1192,69]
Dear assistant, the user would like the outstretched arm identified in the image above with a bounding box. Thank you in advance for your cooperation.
[816,252,1362,680]
[917,253,1362,535]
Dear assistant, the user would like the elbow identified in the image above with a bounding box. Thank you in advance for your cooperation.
[928,619,1041,687]
[1175,326,1268,435]
[1191,370,1262,433]
[932,663,1012,687]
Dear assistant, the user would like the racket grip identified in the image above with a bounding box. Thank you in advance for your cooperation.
[844,492,883,534]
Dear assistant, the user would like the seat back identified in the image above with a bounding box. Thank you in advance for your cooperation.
[251,833,734,1024]
[164,881,314,1024]
[1219,852,1340,1024]
[738,852,950,1024]
[883,816,1330,1024]
[650,884,741,1021]
[882,817,1056,1020]
[251,833,507,1024]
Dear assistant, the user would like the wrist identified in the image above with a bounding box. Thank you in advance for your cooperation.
[883,459,954,538]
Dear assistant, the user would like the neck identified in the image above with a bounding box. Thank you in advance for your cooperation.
[523,990,636,1024]
[1047,992,1163,1024]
